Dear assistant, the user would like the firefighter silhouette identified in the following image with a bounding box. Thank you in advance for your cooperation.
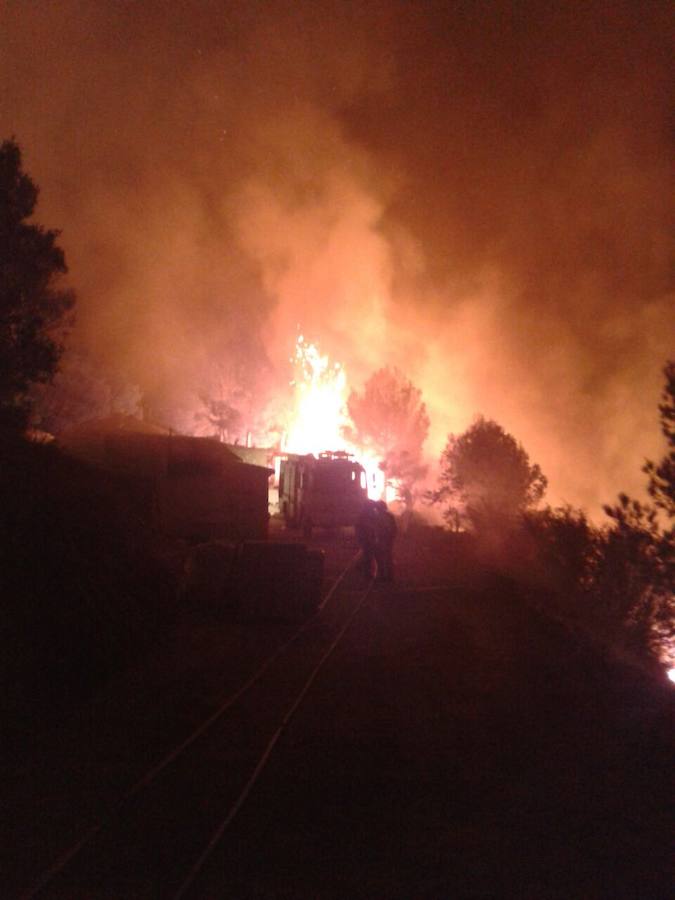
[355,499,378,578]
[355,499,397,582]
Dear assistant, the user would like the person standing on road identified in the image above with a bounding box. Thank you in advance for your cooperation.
[355,499,378,579]
[374,500,397,583]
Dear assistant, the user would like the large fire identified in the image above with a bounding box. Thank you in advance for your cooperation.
[282,336,389,500]
[284,336,348,456]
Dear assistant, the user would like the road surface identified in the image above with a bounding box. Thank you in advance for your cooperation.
[3,526,673,899]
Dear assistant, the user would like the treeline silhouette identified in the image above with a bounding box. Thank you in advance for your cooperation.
[3,363,669,741]
[426,362,673,676]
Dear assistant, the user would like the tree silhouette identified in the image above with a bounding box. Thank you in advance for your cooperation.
[195,394,243,443]
[0,139,74,428]
[601,362,674,662]
[431,416,547,530]
[644,360,675,519]
[346,367,430,508]
[193,350,252,443]
[518,365,674,669]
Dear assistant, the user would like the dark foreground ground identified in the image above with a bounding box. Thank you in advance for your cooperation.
[3,525,673,899]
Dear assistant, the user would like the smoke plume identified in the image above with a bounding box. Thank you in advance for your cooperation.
[1,0,673,513]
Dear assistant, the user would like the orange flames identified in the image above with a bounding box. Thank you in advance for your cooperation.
[284,336,349,456]
[282,336,388,500]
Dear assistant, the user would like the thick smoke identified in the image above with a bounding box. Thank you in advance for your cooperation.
[1,0,673,513]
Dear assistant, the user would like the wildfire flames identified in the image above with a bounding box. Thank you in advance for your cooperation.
[282,336,388,500]
[285,336,348,457]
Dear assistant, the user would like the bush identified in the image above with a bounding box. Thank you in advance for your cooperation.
[511,499,672,673]
[520,506,598,602]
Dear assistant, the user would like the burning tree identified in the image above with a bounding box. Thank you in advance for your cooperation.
[0,139,74,429]
[346,367,430,509]
[431,416,547,531]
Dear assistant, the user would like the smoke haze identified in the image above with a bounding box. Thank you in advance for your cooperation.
[1,0,673,514]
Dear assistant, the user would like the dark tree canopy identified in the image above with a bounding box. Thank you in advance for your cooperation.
[346,366,430,508]
[0,139,74,428]
[432,416,547,530]
[601,362,674,656]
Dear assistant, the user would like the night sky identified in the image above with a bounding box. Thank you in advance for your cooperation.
[1,0,673,513]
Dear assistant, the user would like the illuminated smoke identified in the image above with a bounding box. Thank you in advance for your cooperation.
[1,1,673,516]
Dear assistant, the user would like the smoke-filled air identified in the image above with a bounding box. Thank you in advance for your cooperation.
[1,0,673,514]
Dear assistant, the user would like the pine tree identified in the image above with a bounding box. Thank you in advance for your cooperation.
[0,139,74,428]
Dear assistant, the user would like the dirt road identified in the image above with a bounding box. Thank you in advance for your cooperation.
[190,561,673,899]
[4,527,673,899]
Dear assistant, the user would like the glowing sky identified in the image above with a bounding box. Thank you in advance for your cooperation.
[1,0,673,514]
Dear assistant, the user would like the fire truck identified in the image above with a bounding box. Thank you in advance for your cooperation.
[278,451,368,538]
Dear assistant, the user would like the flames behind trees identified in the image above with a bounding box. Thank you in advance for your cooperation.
[279,337,420,502]
[346,367,430,510]
[1,1,672,513]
